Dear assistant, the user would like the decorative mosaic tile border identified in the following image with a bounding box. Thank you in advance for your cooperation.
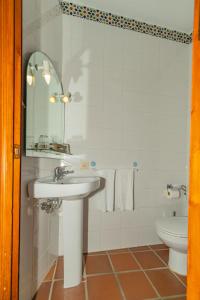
[60,1,192,44]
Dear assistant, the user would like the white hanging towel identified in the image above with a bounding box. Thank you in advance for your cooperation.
[90,169,116,212]
[115,169,135,211]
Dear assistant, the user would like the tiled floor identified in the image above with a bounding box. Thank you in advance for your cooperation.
[33,244,187,300]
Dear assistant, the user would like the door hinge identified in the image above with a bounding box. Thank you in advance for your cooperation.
[14,144,20,159]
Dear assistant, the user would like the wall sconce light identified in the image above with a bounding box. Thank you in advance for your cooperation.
[27,63,35,86]
[49,92,72,104]
[42,60,51,85]
[35,60,51,85]
[61,92,72,103]
[49,96,56,103]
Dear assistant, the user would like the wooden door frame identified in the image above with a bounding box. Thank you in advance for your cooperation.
[1,0,200,299]
[0,0,22,299]
[187,0,200,298]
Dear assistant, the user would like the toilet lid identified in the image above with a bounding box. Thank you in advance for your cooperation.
[156,217,188,238]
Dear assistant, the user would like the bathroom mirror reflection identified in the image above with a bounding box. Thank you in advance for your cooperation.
[25,51,70,159]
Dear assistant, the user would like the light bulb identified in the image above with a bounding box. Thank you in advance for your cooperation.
[62,95,69,103]
[61,93,71,103]
[43,73,51,85]
[27,74,34,86]
[49,96,56,103]
[27,64,34,86]
[42,60,51,85]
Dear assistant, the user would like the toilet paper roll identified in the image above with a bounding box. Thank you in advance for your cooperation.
[163,189,181,199]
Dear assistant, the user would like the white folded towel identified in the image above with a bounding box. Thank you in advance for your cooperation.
[91,169,116,212]
[115,169,135,211]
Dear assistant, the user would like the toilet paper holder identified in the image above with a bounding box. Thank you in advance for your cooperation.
[167,184,187,195]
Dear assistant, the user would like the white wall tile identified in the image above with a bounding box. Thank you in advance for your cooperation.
[84,230,101,252]
[138,226,161,245]
[100,229,122,250]
[87,210,102,231]
[120,228,140,248]
[62,15,191,253]
[101,212,122,230]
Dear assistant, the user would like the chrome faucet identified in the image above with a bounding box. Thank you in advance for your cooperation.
[54,166,74,182]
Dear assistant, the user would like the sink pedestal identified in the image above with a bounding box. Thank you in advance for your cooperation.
[63,199,83,288]
[28,175,100,288]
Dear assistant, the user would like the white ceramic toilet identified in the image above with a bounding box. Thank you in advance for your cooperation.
[156,216,188,276]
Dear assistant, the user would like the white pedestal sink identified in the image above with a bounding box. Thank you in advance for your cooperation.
[28,175,100,288]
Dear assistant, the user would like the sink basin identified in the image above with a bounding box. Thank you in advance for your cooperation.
[28,176,100,199]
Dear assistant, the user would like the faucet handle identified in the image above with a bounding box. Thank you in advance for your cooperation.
[65,170,74,175]
[54,166,74,181]
[61,165,73,172]
[54,166,63,177]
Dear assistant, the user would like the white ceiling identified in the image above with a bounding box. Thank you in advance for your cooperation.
[69,0,194,33]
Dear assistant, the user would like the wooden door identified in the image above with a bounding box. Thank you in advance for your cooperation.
[188,0,200,299]
[0,0,22,299]
[1,0,200,299]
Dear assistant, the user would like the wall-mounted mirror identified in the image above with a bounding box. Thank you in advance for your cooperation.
[25,51,71,159]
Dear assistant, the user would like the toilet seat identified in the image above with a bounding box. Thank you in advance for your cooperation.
[156,217,188,238]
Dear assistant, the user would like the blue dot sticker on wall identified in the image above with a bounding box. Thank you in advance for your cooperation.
[90,161,96,168]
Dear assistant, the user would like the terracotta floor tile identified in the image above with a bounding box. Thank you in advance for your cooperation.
[55,257,64,279]
[177,274,187,285]
[146,269,186,297]
[163,297,186,300]
[134,251,165,269]
[85,255,112,274]
[108,248,129,254]
[150,243,168,250]
[87,274,122,300]
[33,282,51,300]
[155,249,169,264]
[110,253,140,272]
[118,271,157,300]
[51,280,85,300]
[130,246,151,252]
[43,262,56,282]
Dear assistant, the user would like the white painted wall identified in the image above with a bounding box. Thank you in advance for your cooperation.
[61,15,191,253]
[20,1,62,299]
